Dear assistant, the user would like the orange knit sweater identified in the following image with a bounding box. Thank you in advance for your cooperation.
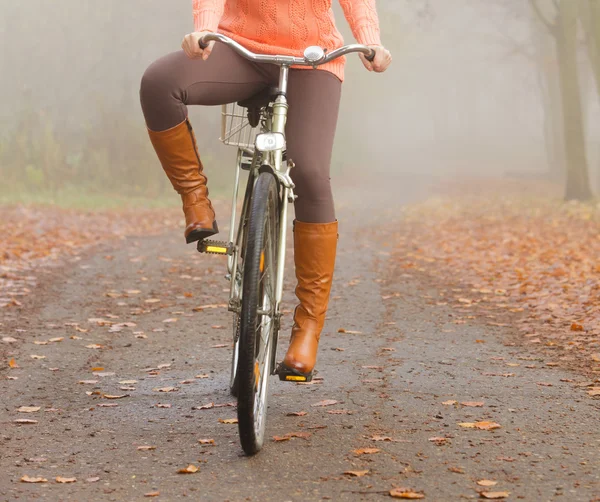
[193,0,381,81]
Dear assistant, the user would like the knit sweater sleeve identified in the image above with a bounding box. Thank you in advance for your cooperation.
[193,0,226,33]
[338,0,382,46]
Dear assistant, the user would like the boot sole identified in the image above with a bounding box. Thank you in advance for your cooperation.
[186,221,219,244]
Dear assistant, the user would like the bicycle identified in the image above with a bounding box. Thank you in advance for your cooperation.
[195,33,375,455]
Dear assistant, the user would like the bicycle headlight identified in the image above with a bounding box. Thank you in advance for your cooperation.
[255,132,286,152]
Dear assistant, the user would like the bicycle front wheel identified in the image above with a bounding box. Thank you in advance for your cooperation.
[237,171,279,455]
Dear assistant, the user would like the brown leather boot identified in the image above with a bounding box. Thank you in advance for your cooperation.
[282,220,338,376]
[148,119,218,243]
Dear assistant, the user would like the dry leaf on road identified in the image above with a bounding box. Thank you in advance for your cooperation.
[343,470,369,477]
[311,399,338,407]
[459,421,501,430]
[14,419,38,424]
[178,464,199,474]
[477,480,498,487]
[55,477,76,483]
[20,475,47,483]
[389,487,425,499]
[353,447,380,455]
[480,492,510,499]
[17,406,41,413]
[219,418,238,424]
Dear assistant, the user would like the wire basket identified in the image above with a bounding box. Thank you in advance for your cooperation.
[220,103,258,149]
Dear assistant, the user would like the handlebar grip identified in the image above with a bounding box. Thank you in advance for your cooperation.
[199,38,209,50]
[365,49,376,63]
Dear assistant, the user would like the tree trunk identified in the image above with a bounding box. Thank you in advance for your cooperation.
[556,0,593,200]
[580,0,600,98]
[532,15,565,180]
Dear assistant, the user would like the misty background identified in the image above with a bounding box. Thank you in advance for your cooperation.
[1,0,599,204]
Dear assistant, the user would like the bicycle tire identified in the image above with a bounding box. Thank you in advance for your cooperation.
[237,171,279,455]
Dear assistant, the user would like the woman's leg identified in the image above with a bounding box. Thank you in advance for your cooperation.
[281,69,342,377]
[139,44,276,242]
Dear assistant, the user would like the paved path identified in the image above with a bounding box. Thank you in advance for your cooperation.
[1,178,599,501]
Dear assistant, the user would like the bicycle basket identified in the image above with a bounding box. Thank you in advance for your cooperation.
[220,103,259,149]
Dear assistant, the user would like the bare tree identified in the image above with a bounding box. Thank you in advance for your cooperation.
[530,0,592,200]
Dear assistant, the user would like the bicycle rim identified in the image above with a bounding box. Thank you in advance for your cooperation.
[237,172,279,455]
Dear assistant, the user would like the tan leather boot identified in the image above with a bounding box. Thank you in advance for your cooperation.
[148,119,218,243]
[282,220,338,375]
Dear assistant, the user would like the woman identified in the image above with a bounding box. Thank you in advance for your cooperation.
[140,0,391,378]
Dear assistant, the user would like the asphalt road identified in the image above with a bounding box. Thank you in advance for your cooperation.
[1,178,599,501]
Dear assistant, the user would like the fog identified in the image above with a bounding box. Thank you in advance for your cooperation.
[1,0,599,200]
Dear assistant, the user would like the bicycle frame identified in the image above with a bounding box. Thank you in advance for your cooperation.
[225,65,295,374]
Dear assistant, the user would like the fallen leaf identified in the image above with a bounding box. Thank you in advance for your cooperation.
[2,337,17,343]
[103,394,129,400]
[327,410,353,415]
[98,403,119,408]
[459,421,501,430]
[211,344,228,348]
[442,400,457,405]
[311,399,338,407]
[162,318,178,323]
[448,466,465,474]
[17,406,41,413]
[145,298,161,304]
[86,477,100,483]
[55,477,77,483]
[86,344,104,349]
[91,366,104,371]
[178,464,199,474]
[219,418,238,424]
[428,437,448,445]
[477,480,498,487]
[144,492,160,498]
[480,492,510,499]
[343,470,369,477]
[30,355,46,359]
[286,411,308,416]
[14,419,38,424]
[119,380,137,385]
[461,401,484,407]
[153,387,178,393]
[370,435,393,442]
[389,487,425,499]
[273,435,291,442]
[195,403,214,410]
[353,447,380,455]
[137,446,156,451]
[49,337,64,343]
[156,403,172,408]
[570,323,584,332]
[195,374,210,379]
[20,475,48,483]
[337,328,363,334]
[198,439,215,445]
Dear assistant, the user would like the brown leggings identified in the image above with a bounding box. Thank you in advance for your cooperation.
[140,44,342,223]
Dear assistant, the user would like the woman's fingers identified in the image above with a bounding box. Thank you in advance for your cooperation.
[181,31,213,60]
[364,46,392,73]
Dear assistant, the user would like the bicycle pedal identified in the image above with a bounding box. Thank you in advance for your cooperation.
[197,240,234,255]
[276,363,313,383]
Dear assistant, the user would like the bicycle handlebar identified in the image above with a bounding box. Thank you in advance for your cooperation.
[198,32,376,65]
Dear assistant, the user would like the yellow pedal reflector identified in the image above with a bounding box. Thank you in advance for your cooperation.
[259,251,265,272]
[285,375,306,382]
[206,245,228,254]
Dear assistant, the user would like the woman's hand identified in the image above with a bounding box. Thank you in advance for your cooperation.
[182,31,215,60]
[359,45,392,73]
